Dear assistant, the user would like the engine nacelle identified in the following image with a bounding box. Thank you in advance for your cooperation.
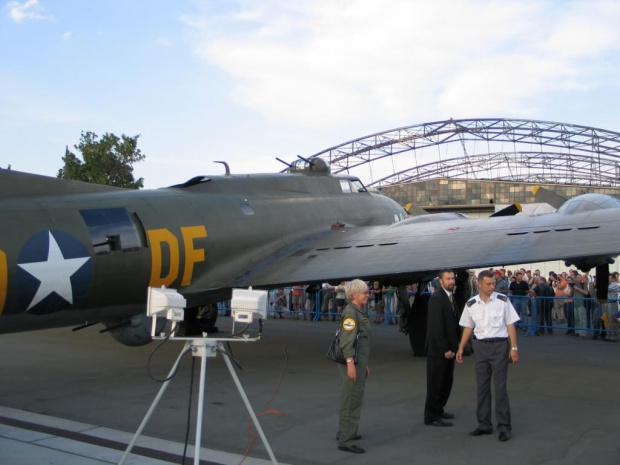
[105,313,166,347]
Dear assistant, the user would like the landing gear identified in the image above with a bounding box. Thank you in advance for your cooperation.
[408,293,430,357]
[180,304,219,336]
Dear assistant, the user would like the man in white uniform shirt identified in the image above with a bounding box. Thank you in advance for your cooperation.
[456,270,520,442]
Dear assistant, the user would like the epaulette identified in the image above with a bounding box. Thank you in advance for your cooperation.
[496,293,507,301]
[466,298,476,307]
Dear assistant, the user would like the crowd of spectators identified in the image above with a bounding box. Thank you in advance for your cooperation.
[220,269,620,341]
[487,267,619,341]
[257,281,415,325]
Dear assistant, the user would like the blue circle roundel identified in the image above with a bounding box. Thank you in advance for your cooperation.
[15,230,93,315]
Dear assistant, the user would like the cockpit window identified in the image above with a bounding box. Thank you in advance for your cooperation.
[340,178,367,194]
[350,179,367,193]
[557,194,620,214]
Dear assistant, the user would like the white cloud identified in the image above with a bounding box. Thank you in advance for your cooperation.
[6,0,51,22]
[62,31,72,40]
[183,0,620,127]
[156,37,171,47]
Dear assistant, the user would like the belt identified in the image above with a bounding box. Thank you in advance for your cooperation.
[474,337,508,343]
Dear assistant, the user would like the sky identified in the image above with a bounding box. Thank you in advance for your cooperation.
[2,0,620,189]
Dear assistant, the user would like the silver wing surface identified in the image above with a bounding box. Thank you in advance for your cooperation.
[230,197,620,287]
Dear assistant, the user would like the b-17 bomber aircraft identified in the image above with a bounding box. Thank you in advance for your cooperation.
[1,157,619,348]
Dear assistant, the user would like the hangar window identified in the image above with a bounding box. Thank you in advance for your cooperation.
[80,208,142,255]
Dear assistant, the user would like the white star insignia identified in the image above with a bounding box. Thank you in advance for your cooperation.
[18,232,90,311]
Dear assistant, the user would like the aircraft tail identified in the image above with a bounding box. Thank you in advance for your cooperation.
[0,169,124,198]
[533,186,567,209]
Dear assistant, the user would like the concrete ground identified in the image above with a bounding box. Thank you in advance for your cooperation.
[0,316,618,465]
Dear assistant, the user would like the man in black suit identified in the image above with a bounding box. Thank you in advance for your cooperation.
[424,269,459,427]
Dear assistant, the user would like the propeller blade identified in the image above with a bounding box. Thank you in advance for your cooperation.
[490,203,522,217]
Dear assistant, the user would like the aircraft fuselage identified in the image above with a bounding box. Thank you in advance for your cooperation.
[0,169,406,333]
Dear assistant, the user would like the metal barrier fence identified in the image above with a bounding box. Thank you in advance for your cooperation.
[219,289,620,340]
[218,288,406,325]
[509,294,619,339]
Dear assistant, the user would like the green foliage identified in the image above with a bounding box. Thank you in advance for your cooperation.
[58,131,145,189]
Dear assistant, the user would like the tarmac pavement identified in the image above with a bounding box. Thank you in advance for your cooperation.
[0,316,618,464]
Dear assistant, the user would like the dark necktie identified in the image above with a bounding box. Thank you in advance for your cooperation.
[449,294,456,316]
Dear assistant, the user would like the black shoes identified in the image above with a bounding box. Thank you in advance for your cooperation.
[469,428,493,436]
[338,445,365,453]
[498,432,511,442]
[440,412,454,419]
[336,433,362,441]
[425,419,453,427]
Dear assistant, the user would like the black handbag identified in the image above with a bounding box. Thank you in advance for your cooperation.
[325,329,359,364]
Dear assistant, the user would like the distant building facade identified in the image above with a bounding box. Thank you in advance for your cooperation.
[381,179,620,218]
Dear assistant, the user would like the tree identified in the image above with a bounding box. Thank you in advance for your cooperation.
[58,131,145,189]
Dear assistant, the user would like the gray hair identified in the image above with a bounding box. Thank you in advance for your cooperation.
[345,279,368,301]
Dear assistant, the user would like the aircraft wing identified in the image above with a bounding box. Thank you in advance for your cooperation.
[229,207,620,287]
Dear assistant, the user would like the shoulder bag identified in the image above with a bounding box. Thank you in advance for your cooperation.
[325,320,359,364]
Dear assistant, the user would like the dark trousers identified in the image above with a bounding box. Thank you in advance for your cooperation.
[473,339,511,433]
[537,301,553,334]
[322,291,336,315]
[564,302,575,332]
[424,356,454,423]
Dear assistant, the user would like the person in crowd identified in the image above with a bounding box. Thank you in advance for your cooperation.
[530,276,554,335]
[383,285,396,324]
[292,284,306,320]
[407,283,417,307]
[582,270,594,329]
[508,271,529,328]
[456,270,520,443]
[553,272,567,323]
[563,276,575,335]
[587,276,603,340]
[370,282,384,324]
[272,288,287,318]
[305,284,320,318]
[469,270,479,295]
[424,269,459,427]
[604,273,619,342]
[334,282,347,321]
[337,279,371,454]
[321,282,337,321]
[494,270,509,294]
[572,274,589,339]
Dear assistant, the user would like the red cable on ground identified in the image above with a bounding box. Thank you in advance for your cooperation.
[238,339,292,465]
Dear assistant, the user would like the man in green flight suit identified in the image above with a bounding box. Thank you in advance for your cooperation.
[337,279,372,454]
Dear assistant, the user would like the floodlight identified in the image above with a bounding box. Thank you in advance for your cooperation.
[230,287,268,323]
[146,286,186,336]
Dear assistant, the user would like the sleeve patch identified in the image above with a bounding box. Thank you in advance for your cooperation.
[497,294,507,301]
[342,318,357,331]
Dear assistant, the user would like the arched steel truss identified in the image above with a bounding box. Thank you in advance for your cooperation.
[310,118,620,187]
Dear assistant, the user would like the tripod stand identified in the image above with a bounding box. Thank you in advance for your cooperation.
[118,337,278,465]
